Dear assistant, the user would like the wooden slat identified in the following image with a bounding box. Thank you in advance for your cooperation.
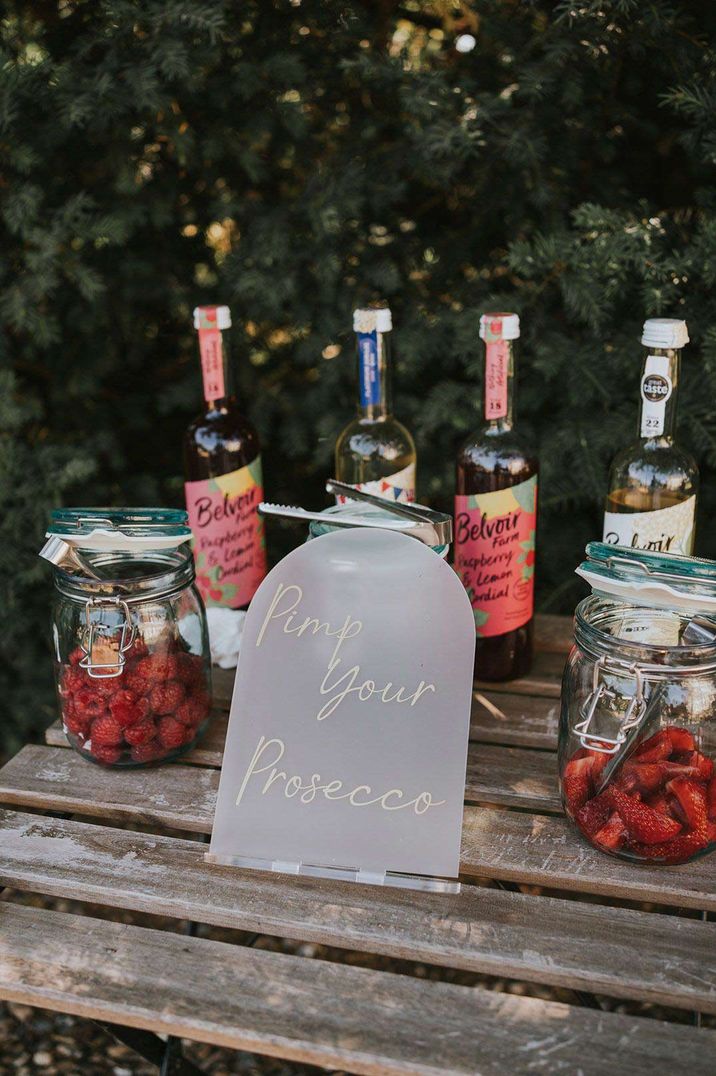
[470,691,559,751]
[2,744,559,831]
[4,904,714,1076]
[8,749,716,909]
[44,691,560,763]
[210,644,565,709]
[2,810,716,1015]
[460,807,716,911]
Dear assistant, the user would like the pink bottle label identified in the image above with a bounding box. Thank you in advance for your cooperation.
[197,306,225,400]
[185,457,266,608]
[484,338,509,420]
[454,474,537,638]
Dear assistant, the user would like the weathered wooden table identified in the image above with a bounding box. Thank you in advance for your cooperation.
[1,615,716,1074]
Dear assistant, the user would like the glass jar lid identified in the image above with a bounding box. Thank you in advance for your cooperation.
[47,508,191,551]
[577,542,716,615]
[308,502,450,558]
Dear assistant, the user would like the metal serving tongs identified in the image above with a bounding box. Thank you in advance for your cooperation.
[259,480,452,547]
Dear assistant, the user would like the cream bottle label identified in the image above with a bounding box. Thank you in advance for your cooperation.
[640,354,672,438]
[603,495,696,555]
[185,457,267,607]
[336,462,416,505]
[454,474,537,638]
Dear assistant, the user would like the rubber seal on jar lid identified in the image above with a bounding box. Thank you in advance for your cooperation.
[576,541,716,615]
[44,508,192,552]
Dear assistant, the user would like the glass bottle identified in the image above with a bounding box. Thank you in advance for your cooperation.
[603,318,698,555]
[334,303,416,503]
[455,313,538,681]
[183,305,267,609]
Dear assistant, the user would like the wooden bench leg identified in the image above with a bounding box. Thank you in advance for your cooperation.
[95,1021,205,1075]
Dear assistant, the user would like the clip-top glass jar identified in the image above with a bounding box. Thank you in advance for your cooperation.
[40,508,212,767]
[560,542,716,864]
[308,501,451,558]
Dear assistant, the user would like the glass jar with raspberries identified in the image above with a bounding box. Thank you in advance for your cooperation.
[40,508,212,767]
[559,543,716,866]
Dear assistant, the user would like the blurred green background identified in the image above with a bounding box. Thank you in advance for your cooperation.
[3,0,716,756]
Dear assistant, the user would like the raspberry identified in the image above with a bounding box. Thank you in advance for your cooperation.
[61,665,87,696]
[124,636,149,662]
[90,714,124,747]
[74,686,106,719]
[124,718,157,746]
[109,690,150,728]
[157,715,189,749]
[149,680,186,715]
[137,654,179,683]
[176,652,206,687]
[130,739,166,764]
[90,742,122,765]
[62,705,92,738]
[176,692,210,727]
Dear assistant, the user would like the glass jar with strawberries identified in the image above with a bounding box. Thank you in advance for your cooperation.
[40,508,212,767]
[559,542,716,865]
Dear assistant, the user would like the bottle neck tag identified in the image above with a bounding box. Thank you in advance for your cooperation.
[358,331,381,407]
[484,339,509,420]
[197,306,226,401]
[640,354,673,438]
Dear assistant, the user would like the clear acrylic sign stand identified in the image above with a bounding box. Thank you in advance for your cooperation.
[207,527,476,892]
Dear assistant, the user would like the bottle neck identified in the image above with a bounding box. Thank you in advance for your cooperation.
[198,326,234,409]
[637,346,680,444]
[482,337,515,432]
[356,328,392,420]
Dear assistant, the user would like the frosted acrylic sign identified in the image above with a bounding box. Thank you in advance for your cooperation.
[208,528,476,888]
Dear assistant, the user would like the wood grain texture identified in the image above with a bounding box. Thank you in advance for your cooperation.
[1,810,716,1014]
[461,807,716,911]
[6,749,714,909]
[210,644,566,709]
[0,744,560,833]
[4,902,714,1076]
[44,692,560,765]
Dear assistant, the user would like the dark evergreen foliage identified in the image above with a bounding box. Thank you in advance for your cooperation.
[3,1,716,751]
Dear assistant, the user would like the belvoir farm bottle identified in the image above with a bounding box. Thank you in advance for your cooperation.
[334,303,416,502]
[455,313,538,681]
[183,305,267,608]
[603,318,698,555]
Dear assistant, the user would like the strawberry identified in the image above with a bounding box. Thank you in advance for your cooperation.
[109,690,150,728]
[90,713,124,747]
[563,754,601,812]
[645,791,674,817]
[68,646,86,666]
[634,729,673,763]
[593,811,628,850]
[73,686,106,719]
[124,718,157,746]
[176,692,210,727]
[575,792,611,838]
[130,739,166,764]
[157,715,188,749]
[667,726,696,754]
[618,761,668,796]
[89,742,122,765]
[606,786,682,844]
[707,777,716,822]
[666,777,708,832]
[680,751,714,782]
[631,827,710,865]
